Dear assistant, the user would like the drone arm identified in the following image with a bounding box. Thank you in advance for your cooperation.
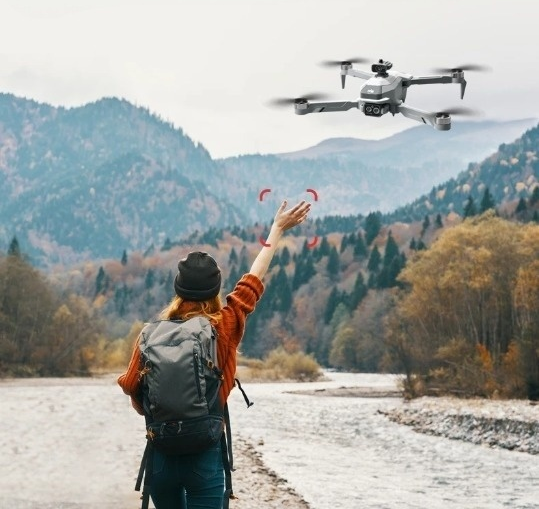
[405,72,467,98]
[397,103,451,131]
[405,75,453,86]
[295,100,359,114]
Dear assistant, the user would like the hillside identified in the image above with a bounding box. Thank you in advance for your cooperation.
[46,121,539,362]
[0,93,536,264]
[388,123,539,222]
[0,94,245,263]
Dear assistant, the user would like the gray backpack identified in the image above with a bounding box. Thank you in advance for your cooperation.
[134,317,253,509]
[140,316,224,452]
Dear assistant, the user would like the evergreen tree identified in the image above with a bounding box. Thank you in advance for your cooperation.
[228,247,238,265]
[353,232,368,259]
[165,270,174,297]
[421,215,430,236]
[326,246,340,279]
[364,212,382,245]
[367,245,381,273]
[292,255,316,290]
[7,236,21,257]
[145,269,155,289]
[280,246,291,266]
[340,234,349,253]
[318,236,331,257]
[480,187,496,213]
[387,253,405,287]
[383,231,399,267]
[121,250,128,266]
[530,186,539,206]
[515,197,527,214]
[377,265,390,289]
[349,273,368,309]
[463,196,477,218]
[416,239,427,251]
[274,267,292,312]
[238,247,250,274]
[162,238,172,251]
[324,287,341,324]
[435,213,444,228]
[409,237,417,251]
[95,266,108,296]
[225,265,239,294]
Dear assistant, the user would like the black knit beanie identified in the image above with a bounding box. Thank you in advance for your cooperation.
[173,251,221,301]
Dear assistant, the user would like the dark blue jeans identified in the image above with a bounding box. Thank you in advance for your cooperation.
[150,443,225,509]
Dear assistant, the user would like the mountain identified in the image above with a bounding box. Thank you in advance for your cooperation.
[278,119,537,165]
[0,94,246,263]
[0,92,536,264]
[216,119,538,218]
[387,123,539,222]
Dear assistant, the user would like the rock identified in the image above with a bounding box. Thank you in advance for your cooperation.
[379,397,539,455]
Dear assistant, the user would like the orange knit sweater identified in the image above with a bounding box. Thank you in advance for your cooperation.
[117,273,264,415]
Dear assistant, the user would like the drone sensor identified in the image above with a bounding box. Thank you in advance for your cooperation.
[363,103,390,117]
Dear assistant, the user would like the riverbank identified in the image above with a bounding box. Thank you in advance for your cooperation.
[0,375,310,509]
[379,396,539,455]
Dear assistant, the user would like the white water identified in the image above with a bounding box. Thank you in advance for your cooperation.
[227,372,539,509]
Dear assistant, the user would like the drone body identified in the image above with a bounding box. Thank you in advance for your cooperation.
[292,59,472,131]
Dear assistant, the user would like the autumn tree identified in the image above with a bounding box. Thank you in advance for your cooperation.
[389,212,539,398]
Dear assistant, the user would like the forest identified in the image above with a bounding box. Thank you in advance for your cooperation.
[1,200,538,399]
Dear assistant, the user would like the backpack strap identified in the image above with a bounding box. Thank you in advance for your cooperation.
[135,440,154,509]
[221,403,236,508]
[234,378,254,408]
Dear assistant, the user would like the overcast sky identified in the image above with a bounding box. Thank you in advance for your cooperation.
[1,0,538,158]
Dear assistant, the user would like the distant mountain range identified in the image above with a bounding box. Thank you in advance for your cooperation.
[0,92,536,264]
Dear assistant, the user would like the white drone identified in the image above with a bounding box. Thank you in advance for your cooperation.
[271,58,487,130]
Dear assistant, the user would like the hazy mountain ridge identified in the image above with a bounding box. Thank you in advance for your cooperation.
[218,118,538,216]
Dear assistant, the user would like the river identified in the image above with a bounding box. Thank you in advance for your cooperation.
[227,372,539,509]
[1,373,537,509]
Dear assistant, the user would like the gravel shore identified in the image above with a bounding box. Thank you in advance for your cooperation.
[0,375,311,509]
[379,396,539,455]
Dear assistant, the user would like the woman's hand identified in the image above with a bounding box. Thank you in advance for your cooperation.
[249,200,311,280]
[272,200,311,233]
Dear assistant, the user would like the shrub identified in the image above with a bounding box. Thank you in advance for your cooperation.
[238,347,323,382]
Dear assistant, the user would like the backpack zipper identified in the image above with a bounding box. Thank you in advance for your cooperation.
[193,352,203,401]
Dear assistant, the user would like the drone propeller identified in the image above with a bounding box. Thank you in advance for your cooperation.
[437,106,482,117]
[267,93,330,108]
[432,64,492,73]
[319,57,370,68]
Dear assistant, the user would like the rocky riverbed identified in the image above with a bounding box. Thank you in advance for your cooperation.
[379,396,539,455]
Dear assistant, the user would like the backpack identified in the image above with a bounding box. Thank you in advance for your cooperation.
[133,316,253,509]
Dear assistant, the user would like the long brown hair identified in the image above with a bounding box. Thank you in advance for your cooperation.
[159,295,223,325]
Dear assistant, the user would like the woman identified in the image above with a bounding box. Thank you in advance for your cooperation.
[118,199,310,509]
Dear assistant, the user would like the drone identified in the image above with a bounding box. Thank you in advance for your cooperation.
[271,58,487,130]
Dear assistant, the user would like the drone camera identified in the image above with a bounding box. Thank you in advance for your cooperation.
[363,103,390,117]
[371,60,393,75]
